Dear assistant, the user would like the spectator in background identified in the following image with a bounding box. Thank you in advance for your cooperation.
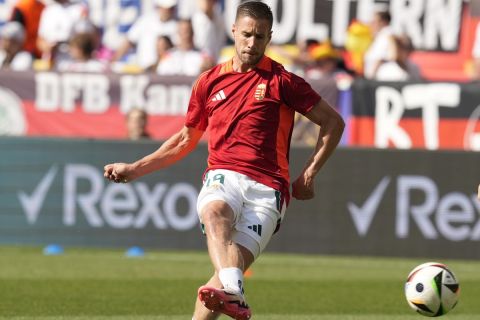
[344,20,372,76]
[0,21,32,70]
[9,0,45,58]
[471,21,480,80]
[305,41,343,80]
[292,40,351,146]
[191,0,225,62]
[126,108,150,140]
[363,9,393,79]
[57,32,106,72]
[156,19,213,76]
[268,38,319,75]
[151,35,174,72]
[36,0,89,69]
[112,0,178,72]
[70,19,111,64]
[375,34,422,81]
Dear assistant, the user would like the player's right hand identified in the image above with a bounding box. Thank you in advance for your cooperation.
[291,173,315,200]
[104,163,135,183]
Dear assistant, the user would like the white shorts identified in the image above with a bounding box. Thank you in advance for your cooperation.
[197,169,286,259]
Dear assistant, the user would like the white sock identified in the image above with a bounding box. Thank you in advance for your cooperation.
[219,267,244,295]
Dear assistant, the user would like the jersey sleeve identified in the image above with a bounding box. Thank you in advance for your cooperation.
[185,73,209,131]
[280,71,321,115]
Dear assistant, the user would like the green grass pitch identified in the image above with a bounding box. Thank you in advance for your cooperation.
[1,246,479,319]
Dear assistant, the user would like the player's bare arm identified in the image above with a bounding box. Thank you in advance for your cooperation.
[104,126,204,183]
[292,99,345,200]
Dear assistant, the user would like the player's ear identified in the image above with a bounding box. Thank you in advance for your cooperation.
[232,24,236,38]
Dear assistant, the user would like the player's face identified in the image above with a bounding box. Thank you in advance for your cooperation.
[232,16,272,67]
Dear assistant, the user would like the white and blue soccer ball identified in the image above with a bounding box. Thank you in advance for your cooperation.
[405,262,460,317]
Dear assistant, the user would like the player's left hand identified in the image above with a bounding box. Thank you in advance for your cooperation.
[292,174,314,200]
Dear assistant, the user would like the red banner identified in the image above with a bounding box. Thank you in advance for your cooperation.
[0,70,194,140]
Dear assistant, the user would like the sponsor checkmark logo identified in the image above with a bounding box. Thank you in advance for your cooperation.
[18,166,58,224]
[347,177,390,236]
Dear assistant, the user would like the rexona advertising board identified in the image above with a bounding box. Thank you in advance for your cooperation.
[1,138,479,259]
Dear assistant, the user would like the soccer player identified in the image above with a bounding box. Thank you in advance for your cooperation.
[104,1,344,319]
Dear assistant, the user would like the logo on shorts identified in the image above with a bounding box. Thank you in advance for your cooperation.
[254,84,266,101]
[205,173,225,188]
[247,224,262,236]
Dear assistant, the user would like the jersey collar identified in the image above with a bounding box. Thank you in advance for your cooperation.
[220,55,272,74]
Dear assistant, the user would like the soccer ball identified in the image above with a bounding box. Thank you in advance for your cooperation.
[405,262,460,317]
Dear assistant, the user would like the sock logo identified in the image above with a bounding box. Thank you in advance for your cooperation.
[247,224,262,236]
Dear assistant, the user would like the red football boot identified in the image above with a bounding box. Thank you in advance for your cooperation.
[198,286,251,320]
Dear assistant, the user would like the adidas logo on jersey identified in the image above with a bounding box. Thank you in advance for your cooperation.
[211,90,226,101]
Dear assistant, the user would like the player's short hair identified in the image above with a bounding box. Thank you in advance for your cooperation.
[236,1,273,29]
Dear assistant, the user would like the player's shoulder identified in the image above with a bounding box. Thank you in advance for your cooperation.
[267,57,285,71]
[267,56,306,84]
[196,63,224,83]
[211,62,226,74]
[266,56,294,75]
[191,63,224,94]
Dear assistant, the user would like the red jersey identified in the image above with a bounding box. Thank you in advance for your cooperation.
[185,56,321,202]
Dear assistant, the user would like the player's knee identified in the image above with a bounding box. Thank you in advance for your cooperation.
[201,202,235,230]
[202,217,231,241]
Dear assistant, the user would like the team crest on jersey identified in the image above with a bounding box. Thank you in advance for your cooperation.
[254,83,266,100]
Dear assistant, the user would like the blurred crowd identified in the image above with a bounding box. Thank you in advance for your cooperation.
[0,0,424,82]
[0,0,224,74]
[1,0,470,143]
[0,0,428,143]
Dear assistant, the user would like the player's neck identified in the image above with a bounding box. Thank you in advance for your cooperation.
[232,56,259,73]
